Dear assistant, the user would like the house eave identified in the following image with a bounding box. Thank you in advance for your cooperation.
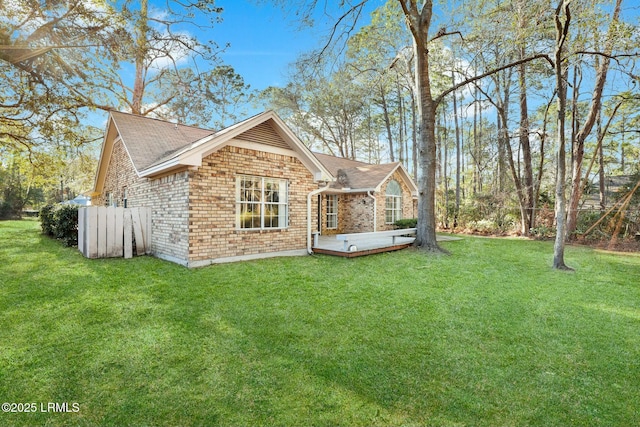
[92,114,142,196]
[139,158,197,178]
[324,187,378,194]
[136,110,335,183]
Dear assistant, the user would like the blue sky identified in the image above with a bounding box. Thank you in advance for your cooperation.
[208,1,384,91]
[92,1,384,128]
[211,1,312,90]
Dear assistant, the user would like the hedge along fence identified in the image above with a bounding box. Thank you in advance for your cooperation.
[39,204,79,247]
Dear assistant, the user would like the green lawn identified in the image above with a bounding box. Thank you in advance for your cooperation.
[1,220,639,426]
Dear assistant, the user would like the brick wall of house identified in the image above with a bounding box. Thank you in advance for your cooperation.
[96,139,139,207]
[140,172,190,263]
[320,171,417,235]
[187,145,318,263]
[97,139,190,264]
[336,193,375,234]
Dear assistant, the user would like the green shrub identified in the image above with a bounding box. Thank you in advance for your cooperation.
[530,225,556,239]
[39,204,79,246]
[39,204,56,236]
[0,201,14,220]
[54,205,79,246]
[468,219,496,234]
[395,218,417,229]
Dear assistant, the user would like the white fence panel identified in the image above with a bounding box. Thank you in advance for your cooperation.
[78,206,151,259]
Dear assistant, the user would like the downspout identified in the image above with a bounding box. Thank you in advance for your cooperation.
[307,185,330,254]
[368,191,377,232]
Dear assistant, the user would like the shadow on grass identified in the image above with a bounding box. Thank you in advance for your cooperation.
[3,221,640,426]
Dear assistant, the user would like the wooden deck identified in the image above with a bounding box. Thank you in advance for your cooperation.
[312,233,460,258]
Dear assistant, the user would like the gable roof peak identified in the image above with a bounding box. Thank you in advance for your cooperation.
[108,111,216,172]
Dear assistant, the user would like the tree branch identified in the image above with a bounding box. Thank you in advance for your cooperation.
[434,53,554,107]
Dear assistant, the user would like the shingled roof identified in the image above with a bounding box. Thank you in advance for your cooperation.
[312,152,370,176]
[313,152,417,195]
[109,111,215,172]
[93,110,333,196]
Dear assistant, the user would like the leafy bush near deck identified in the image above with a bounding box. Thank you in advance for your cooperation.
[394,218,417,228]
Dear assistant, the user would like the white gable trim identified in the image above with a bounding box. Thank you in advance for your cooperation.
[92,113,141,196]
[138,111,333,182]
[375,163,419,197]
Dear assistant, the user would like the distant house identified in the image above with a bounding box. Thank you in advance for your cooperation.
[91,110,418,267]
[62,195,92,206]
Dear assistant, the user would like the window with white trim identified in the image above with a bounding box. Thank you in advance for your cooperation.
[236,176,288,230]
[326,195,338,229]
[385,180,403,224]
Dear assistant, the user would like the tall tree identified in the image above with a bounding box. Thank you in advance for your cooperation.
[397,0,553,250]
[272,0,554,251]
[0,0,121,152]
[565,0,623,237]
[113,0,224,117]
[261,56,371,158]
[552,0,572,270]
[161,65,253,129]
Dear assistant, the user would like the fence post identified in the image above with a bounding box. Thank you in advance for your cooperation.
[124,209,133,259]
[78,207,85,256]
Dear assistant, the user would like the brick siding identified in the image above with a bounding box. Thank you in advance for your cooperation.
[97,139,190,263]
[320,170,416,235]
[98,138,415,265]
[188,145,318,263]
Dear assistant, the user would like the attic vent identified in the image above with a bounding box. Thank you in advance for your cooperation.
[236,121,290,149]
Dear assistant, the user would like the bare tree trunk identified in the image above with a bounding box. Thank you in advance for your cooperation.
[460,118,465,201]
[473,90,478,195]
[131,0,148,115]
[380,86,395,162]
[553,0,571,270]
[439,111,449,228]
[620,121,625,173]
[497,115,506,193]
[598,111,606,212]
[452,69,461,228]
[518,49,534,234]
[477,91,483,193]
[565,0,622,237]
[502,109,529,235]
[398,0,440,251]
[396,75,405,164]
[533,95,555,229]
[412,94,418,177]
[497,73,513,195]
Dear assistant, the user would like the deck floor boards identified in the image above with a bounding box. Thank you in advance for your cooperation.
[312,234,461,257]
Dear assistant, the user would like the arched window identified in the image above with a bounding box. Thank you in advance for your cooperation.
[385,180,402,224]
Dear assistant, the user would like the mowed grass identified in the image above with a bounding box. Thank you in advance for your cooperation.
[1,220,640,426]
